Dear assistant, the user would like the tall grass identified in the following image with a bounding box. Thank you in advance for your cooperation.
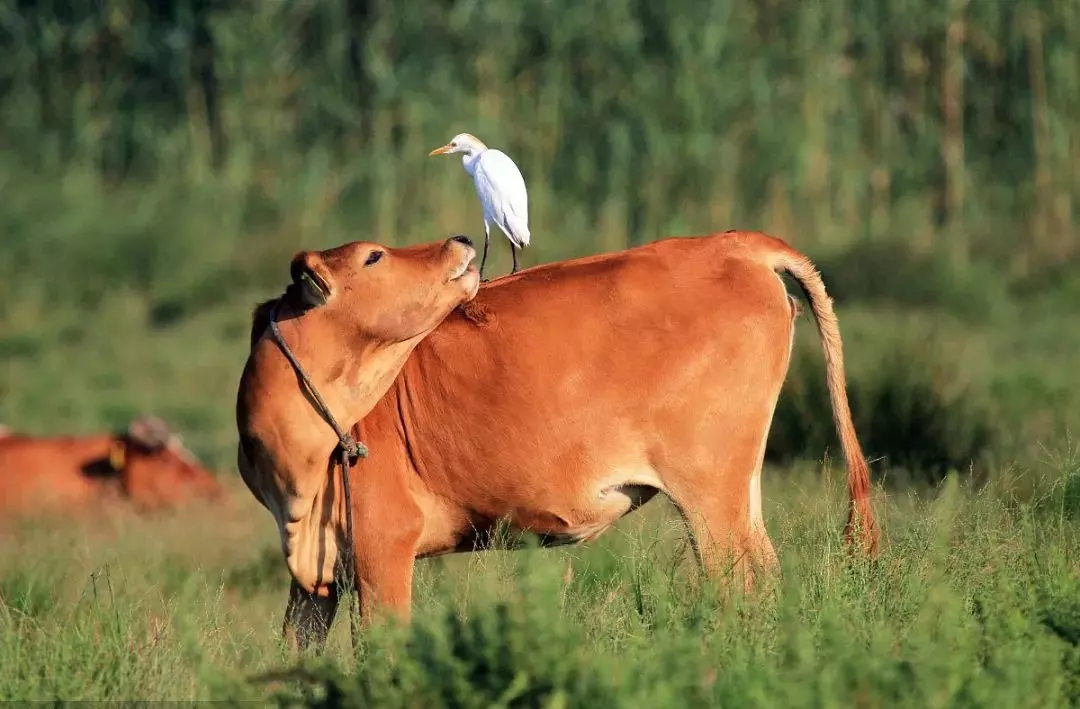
[3,456,1080,704]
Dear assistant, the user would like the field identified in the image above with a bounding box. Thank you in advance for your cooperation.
[2,0,1080,705]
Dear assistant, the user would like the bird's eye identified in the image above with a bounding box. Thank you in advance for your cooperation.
[364,251,384,267]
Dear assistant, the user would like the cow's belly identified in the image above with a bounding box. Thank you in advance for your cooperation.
[421,463,666,556]
[517,482,662,547]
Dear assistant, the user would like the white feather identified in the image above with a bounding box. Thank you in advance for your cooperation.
[472,149,530,248]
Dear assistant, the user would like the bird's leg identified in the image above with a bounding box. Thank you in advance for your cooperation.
[511,244,519,275]
[479,223,491,282]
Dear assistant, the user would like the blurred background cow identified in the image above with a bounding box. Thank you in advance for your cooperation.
[0,415,224,519]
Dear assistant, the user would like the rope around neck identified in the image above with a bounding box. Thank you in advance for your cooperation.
[267,301,367,643]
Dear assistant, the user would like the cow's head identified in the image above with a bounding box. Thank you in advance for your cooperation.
[243,234,479,436]
[109,415,224,509]
[285,234,480,343]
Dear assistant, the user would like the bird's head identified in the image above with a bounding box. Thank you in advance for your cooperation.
[429,133,488,158]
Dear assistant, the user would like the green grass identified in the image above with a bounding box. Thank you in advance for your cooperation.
[3,455,1080,705]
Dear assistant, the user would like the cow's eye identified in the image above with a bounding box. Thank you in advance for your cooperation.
[364,251,384,267]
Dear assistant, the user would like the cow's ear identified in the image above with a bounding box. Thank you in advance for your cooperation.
[127,415,171,450]
[109,439,127,471]
[290,252,334,308]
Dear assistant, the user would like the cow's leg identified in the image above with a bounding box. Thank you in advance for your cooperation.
[661,425,779,595]
[351,466,425,625]
[282,578,340,653]
[747,456,779,574]
[668,488,760,594]
[355,540,418,625]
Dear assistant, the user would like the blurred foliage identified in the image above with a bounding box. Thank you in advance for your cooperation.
[768,332,996,487]
[0,0,1078,474]
[0,0,1077,261]
[814,239,1012,322]
[0,566,59,619]
[223,545,292,596]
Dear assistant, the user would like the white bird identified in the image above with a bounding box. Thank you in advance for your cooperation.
[429,132,530,280]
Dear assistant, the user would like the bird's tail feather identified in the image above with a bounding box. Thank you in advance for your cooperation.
[499,212,530,247]
[510,214,530,247]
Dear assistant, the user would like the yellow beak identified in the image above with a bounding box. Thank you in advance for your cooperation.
[428,144,453,156]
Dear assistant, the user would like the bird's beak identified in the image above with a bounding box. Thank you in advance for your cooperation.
[428,144,453,157]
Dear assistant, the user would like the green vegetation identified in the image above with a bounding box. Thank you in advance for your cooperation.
[1,0,1078,704]
[5,461,1080,705]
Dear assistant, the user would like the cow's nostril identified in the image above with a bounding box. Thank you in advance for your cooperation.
[450,234,474,248]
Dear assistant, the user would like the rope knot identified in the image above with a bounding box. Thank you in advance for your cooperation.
[339,434,369,463]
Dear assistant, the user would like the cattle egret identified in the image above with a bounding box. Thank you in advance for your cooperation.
[429,132,530,280]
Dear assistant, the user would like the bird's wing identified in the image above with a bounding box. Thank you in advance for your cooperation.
[474,150,530,247]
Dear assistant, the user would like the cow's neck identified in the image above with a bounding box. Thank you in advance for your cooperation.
[271,314,420,448]
[380,365,426,478]
[382,338,472,485]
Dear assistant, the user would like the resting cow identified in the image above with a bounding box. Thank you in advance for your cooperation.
[0,415,224,517]
[242,229,877,651]
[236,235,481,646]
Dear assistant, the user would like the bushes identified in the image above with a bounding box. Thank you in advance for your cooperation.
[814,239,1011,323]
[251,577,624,709]
[767,326,996,487]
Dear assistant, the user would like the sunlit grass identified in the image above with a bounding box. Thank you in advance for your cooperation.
[2,457,1080,705]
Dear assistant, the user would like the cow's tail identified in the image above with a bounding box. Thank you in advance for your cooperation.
[766,240,879,556]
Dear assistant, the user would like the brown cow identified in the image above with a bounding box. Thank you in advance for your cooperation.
[0,415,224,517]
[242,230,878,651]
[236,234,481,644]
